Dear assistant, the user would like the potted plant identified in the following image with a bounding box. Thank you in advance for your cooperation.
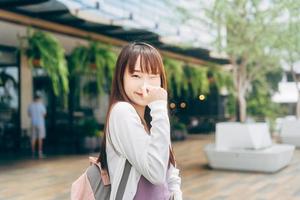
[170,116,187,141]
[68,43,116,143]
[26,29,69,99]
[80,118,102,152]
[69,42,117,96]
[88,42,117,95]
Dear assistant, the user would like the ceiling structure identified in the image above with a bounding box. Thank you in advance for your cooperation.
[0,0,229,65]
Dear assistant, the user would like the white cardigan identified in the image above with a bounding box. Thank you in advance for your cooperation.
[106,100,182,200]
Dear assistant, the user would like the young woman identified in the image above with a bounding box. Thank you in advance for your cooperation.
[99,42,182,200]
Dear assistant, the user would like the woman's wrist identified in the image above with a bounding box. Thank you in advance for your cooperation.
[148,100,167,109]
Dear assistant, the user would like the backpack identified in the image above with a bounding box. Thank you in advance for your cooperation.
[71,156,131,200]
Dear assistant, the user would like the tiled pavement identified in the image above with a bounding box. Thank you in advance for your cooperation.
[1,134,300,200]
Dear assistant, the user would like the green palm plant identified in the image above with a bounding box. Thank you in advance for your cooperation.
[26,29,69,98]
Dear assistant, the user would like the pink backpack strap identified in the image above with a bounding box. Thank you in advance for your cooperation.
[88,156,110,186]
[89,157,99,166]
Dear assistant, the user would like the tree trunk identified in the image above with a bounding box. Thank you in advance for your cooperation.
[233,59,248,123]
[238,93,247,122]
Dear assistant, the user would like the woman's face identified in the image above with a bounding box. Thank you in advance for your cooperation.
[124,56,161,107]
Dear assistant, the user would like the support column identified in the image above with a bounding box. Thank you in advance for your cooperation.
[20,53,32,133]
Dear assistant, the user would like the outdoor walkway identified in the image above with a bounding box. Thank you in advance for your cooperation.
[1,135,300,200]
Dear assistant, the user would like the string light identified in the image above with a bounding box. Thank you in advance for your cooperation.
[180,102,186,108]
[199,94,205,101]
[169,102,176,109]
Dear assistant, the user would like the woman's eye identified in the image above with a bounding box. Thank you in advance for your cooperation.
[150,75,159,79]
[132,74,141,78]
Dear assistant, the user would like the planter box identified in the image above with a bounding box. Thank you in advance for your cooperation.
[204,122,295,173]
[280,119,300,147]
[204,143,294,173]
[216,122,272,150]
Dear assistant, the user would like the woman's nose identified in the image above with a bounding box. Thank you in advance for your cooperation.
[140,79,149,87]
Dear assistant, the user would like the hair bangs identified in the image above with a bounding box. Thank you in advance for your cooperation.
[126,47,140,74]
[126,44,164,75]
[139,50,163,75]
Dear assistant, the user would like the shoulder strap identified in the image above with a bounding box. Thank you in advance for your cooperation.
[89,156,110,186]
[104,124,132,199]
[115,160,131,200]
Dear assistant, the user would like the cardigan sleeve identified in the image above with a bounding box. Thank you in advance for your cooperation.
[108,100,171,185]
[167,164,183,200]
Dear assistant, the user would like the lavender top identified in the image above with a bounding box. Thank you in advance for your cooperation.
[133,175,171,200]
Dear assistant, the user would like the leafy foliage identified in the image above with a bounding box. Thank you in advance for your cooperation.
[69,42,117,96]
[184,64,209,96]
[164,58,219,98]
[275,1,300,118]
[164,58,185,97]
[69,45,90,75]
[208,66,234,93]
[247,66,285,120]
[205,0,284,121]
[26,29,69,98]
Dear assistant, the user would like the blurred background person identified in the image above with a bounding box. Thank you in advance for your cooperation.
[28,93,47,159]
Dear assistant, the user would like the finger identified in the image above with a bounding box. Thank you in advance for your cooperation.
[145,85,160,92]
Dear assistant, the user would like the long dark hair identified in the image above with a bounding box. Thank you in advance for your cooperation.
[98,42,176,169]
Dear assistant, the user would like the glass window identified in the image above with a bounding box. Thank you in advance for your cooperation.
[0,47,19,152]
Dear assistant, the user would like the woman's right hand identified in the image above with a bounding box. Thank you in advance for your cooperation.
[142,85,168,104]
